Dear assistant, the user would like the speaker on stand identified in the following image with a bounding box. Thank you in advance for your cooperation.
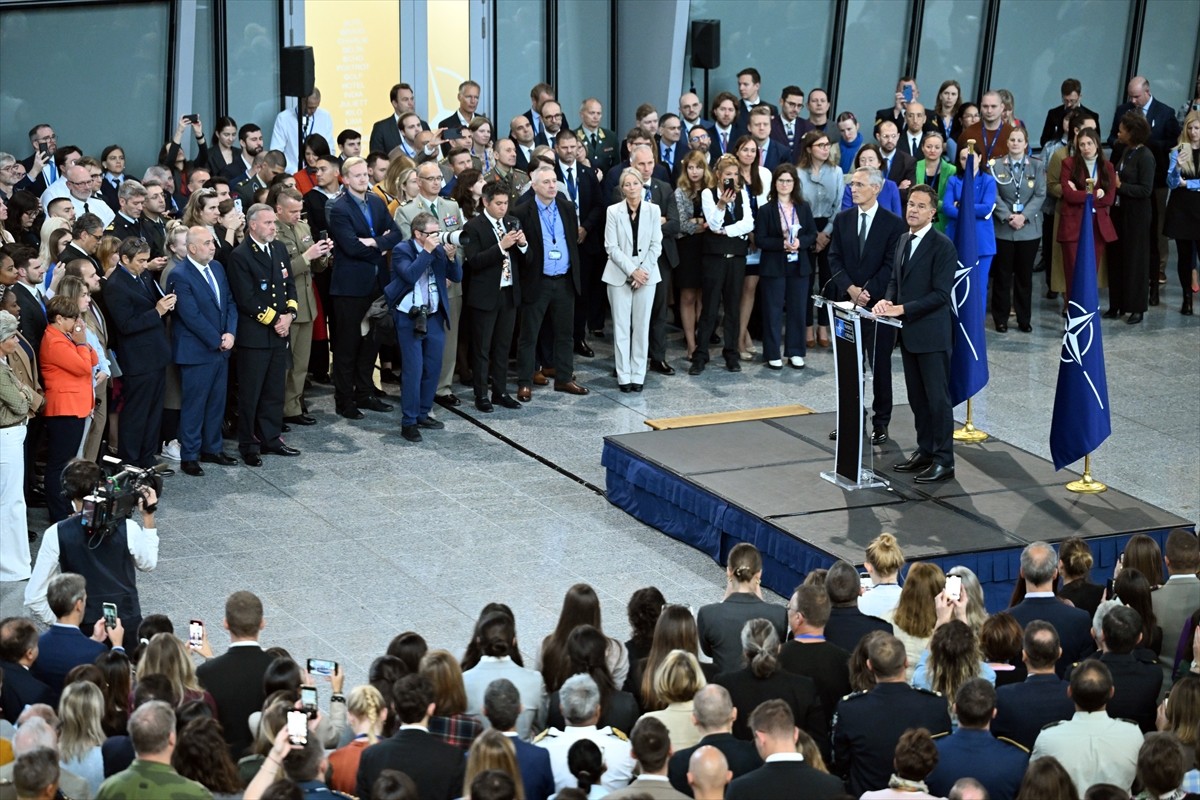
[281,46,315,162]
[690,20,720,112]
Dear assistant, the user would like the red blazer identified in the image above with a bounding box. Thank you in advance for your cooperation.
[1057,157,1118,244]
[38,325,98,418]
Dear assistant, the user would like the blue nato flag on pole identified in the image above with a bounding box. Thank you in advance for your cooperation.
[949,151,988,407]
[1050,193,1111,470]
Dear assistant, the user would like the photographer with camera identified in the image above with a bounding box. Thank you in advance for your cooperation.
[25,459,159,640]
[383,211,462,442]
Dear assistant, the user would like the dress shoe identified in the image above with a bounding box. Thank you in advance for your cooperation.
[1019,323,1033,332]
[263,444,301,457]
[434,394,461,408]
[532,370,549,386]
[724,356,741,372]
[789,356,805,369]
[181,460,204,477]
[871,426,889,445]
[995,323,1008,332]
[688,358,705,376]
[242,452,263,467]
[619,384,632,393]
[157,467,176,477]
[360,396,394,412]
[284,414,317,426]
[1126,312,1144,324]
[200,451,238,465]
[631,383,643,392]
[492,394,521,409]
[739,350,754,361]
[766,359,783,370]
[372,385,388,397]
[417,416,445,430]
[517,386,532,402]
[590,328,605,339]
[893,452,934,472]
[829,429,838,441]
[339,406,365,420]
[401,425,422,442]
[914,463,955,483]
[281,423,292,433]
[649,359,675,375]
[574,340,594,358]
[1103,308,1121,319]
[475,397,494,413]
[554,381,589,395]
[379,369,402,384]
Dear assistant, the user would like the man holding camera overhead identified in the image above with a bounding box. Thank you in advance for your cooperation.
[385,211,462,443]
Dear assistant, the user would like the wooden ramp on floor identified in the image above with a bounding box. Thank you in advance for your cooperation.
[645,404,813,430]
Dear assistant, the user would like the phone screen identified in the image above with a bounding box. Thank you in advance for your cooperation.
[301,685,318,712]
[103,603,118,629]
[286,710,308,745]
[307,658,337,677]
[188,620,204,648]
[945,575,962,601]
[443,128,464,141]
[859,573,873,591]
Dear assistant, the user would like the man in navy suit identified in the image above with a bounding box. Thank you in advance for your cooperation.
[553,132,606,357]
[435,80,481,156]
[104,238,174,470]
[0,617,54,724]
[368,82,429,156]
[727,700,845,800]
[385,212,462,443]
[872,184,956,482]
[18,124,58,198]
[678,92,715,141]
[327,157,404,419]
[484,679,555,800]
[168,227,239,476]
[926,680,1030,800]
[601,129,672,203]
[771,86,815,163]
[829,166,907,444]
[1006,542,1095,675]
[992,621,1075,749]
[735,68,779,130]
[33,573,124,701]
[709,92,746,162]
[748,106,790,170]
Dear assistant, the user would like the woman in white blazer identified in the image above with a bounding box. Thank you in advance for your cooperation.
[604,168,663,392]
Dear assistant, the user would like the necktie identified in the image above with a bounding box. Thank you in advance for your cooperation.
[566,166,576,200]
[901,233,915,273]
[786,123,794,144]
[48,162,57,184]
[591,133,599,149]
[201,265,219,303]
[885,156,893,177]
[859,213,868,256]
[720,132,728,153]
[644,185,652,202]
[760,148,767,167]
[911,136,919,154]
[429,200,438,218]
[83,201,90,214]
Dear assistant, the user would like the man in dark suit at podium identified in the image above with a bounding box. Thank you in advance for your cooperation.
[872,184,956,483]
[828,166,907,445]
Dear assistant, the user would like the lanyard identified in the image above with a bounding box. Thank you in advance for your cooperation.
[538,200,559,244]
[980,126,1000,160]
[778,203,797,242]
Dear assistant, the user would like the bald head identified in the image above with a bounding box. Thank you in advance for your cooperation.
[186,226,216,265]
[692,684,735,732]
[688,745,732,798]
[66,165,91,200]
[1128,77,1151,107]
[904,101,927,133]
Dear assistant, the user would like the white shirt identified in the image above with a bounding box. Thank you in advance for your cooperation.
[858,582,902,618]
[702,187,755,237]
[270,106,335,172]
[906,222,933,257]
[69,194,115,227]
[857,200,880,242]
[537,724,635,792]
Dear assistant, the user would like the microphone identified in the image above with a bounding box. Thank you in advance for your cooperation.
[818,266,847,301]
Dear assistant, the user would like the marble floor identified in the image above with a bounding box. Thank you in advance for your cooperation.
[2,270,1197,690]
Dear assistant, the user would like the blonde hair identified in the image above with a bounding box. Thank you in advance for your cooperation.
[38,217,70,266]
[865,533,905,577]
[652,650,707,705]
[59,681,106,761]
[947,566,989,635]
[347,684,386,745]
[419,649,468,716]
[137,632,202,704]
[463,729,525,800]
[797,728,828,772]
[1178,111,1200,179]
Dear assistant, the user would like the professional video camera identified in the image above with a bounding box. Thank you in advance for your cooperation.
[79,457,167,536]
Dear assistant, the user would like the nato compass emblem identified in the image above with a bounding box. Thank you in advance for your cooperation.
[1061,300,1105,409]
[834,318,845,339]
[952,260,980,360]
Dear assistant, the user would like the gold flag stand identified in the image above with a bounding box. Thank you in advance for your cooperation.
[953,397,989,442]
[1066,454,1108,493]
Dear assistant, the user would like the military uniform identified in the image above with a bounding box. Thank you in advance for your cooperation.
[576,126,618,175]
[1030,710,1142,793]
[926,728,1029,800]
[104,211,142,242]
[534,724,635,793]
[1085,651,1162,733]
[275,219,328,418]
[484,165,530,204]
[832,682,952,796]
[95,759,213,799]
[225,236,298,458]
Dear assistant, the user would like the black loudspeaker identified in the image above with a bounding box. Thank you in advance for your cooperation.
[280,46,315,97]
[691,20,720,70]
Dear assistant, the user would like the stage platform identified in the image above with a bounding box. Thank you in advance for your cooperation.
[602,406,1193,610]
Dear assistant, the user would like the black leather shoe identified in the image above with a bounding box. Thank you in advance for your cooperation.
[475,398,494,413]
[379,369,402,384]
[417,416,444,430]
[828,429,838,441]
[914,463,956,483]
[264,444,301,457]
[893,453,934,472]
[181,460,204,476]
[995,323,1008,332]
[401,425,422,442]
[619,384,632,393]
[574,340,594,358]
[339,406,365,420]
[242,452,263,467]
[434,394,461,408]
[200,451,238,466]
[724,356,741,372]
[631,383,643,392]
[281,423,292,433]
[360,396,393,412]
[688,359,705,376]
[492,394,521,409]
[1126,312,1144,324]
[649,359,675,376]
[284,414,317,426]
[871,426,889,445]
[1103,308,1121,319]
[1019,323,1033,332]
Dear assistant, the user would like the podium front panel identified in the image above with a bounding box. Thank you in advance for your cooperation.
[830,305,866,483]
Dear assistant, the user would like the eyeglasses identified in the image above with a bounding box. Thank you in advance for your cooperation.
[419,175,442,182]
[68,180,90,187]
[813,142,831,148]
[543,113,564,120]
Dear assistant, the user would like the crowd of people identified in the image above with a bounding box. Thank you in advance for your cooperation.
[1,519,1197,800]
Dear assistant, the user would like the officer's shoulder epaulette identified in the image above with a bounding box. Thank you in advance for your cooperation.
[996,735,1030,753]
[1040,719,1067,731]
[930,730,951,740]
[533,727,561,743]
[840,689,870,702]
[913,686,943,698]
[601,725,630,742]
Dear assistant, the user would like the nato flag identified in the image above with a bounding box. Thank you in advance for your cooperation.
[949,152,989,407]
[1050,193,1111,470]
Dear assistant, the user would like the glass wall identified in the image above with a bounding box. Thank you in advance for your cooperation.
[558,0,611,128]
[226,0,281,140]
[496,0,547,124]
[190,0,216,161]
[1137,0,1200,120]
[991,0,1132,140]
[915,0,985,108]
[685,0,835,114]
[0,2,170,175]
[835,0,911,127]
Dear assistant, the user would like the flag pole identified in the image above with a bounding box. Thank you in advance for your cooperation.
[952,139,989,444]
[1066,453,1108,493]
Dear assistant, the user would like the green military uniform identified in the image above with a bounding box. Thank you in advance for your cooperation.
[96,760,213,799]
[275,218,328,417]
[575,125,618,174]
[484,165,530,204]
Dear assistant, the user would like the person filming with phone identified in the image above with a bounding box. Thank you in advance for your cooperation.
[25,458,159,642]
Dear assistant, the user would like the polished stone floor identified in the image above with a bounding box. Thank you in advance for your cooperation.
[3,270,1197,689]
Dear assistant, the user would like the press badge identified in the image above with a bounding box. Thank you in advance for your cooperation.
[1013,202,1024,213]
[787,252,799,262]
[549,249,562,260]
